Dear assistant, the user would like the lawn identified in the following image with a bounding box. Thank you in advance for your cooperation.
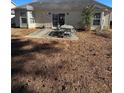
[11,28,112,93]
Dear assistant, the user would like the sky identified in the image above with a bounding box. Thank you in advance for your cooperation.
[12,0,112,7]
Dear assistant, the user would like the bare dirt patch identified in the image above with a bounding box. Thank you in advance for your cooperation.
[11,28,112,93]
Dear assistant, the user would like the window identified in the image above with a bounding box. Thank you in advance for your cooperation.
[93,13,101,25]
[93,20,100,25]
[94,13,101,18]
[20,11,26,17]
[11,10,15,15]
[20,11,27,24]
[21,18,27,24]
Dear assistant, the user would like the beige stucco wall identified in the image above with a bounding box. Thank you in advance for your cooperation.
[33,9,111,30]
[33,9,82,29]
[33,10,52,28]
[14,1,111,30]
[103,12,110,29]
[31,0,88,28]
[15,9,111,30]
[65,11,82,28]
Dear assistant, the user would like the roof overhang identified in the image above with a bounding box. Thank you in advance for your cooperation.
[11,1,16,6]
[12,5,34,11]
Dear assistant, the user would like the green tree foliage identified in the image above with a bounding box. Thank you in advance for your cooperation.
[81,4,95,31]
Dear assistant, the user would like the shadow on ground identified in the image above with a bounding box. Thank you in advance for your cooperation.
[11,32,112,93]
[11,38,62,57]
[11,38,66,93]
[12,83,37,93]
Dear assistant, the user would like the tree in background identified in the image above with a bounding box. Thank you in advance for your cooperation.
[81,4,95,31]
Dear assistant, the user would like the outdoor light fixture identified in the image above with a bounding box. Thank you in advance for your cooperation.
[67,13,69,15]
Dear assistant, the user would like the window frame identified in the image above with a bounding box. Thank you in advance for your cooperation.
[20,11,27,17]
[93,20,100,25]
[93,13,101,26]
[21,17,27,24]
[20,11,27,24]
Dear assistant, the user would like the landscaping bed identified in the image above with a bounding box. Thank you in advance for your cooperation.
[11,28,112,93]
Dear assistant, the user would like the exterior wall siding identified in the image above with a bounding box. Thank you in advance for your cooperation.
[15,9,111,30]
[65,11,82,29]
[15,11,20,27]
[33,10,83,29]
[14,2,111,30]
[33,10,52,28]
[103,12,111,29]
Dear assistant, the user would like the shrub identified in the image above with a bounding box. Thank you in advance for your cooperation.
[81,4,95,31]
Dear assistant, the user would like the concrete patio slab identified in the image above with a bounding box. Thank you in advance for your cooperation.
[26,28,79,40]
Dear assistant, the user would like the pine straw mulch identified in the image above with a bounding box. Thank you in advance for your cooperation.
[11,29,112,93]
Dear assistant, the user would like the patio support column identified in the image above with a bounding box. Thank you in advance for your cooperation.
[100,11,104,31]
[26,5,35,28]
[27,10,31,28]
[27,10,36,28]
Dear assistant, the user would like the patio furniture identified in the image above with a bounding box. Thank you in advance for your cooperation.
[53,29,71,38]
[61,25,76,33]
[50,25,76,38]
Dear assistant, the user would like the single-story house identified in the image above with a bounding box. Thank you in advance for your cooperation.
[11,1,16,26]
[12,0,112,30]
[11,1,16,18]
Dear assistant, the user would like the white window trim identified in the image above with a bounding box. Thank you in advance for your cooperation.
[93,13,101,26]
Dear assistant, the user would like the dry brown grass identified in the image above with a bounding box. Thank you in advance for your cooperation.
[11,28,112,93]
[94,30,112,39]
[11,28,38,37]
